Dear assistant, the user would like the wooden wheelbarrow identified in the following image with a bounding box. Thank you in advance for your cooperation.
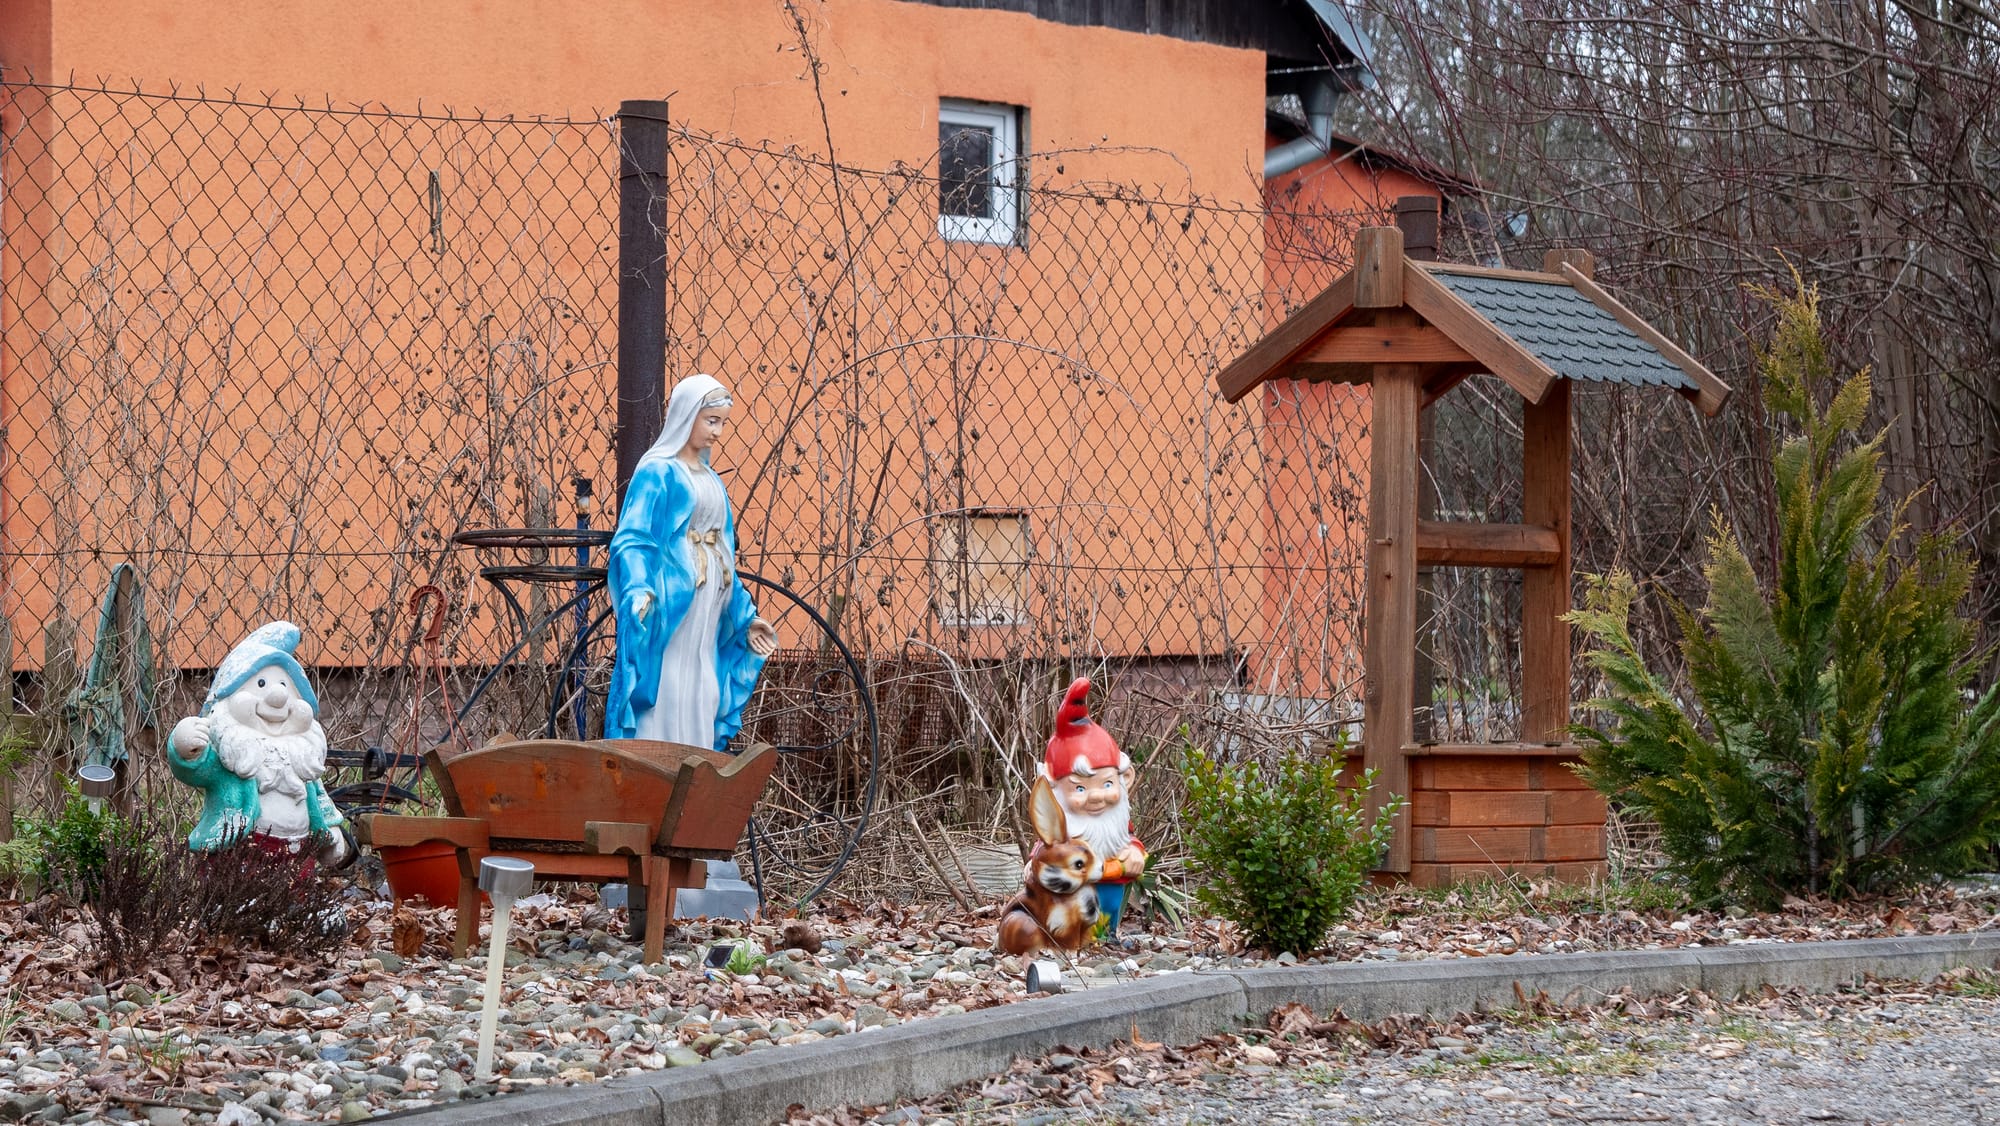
[358,738,777,964]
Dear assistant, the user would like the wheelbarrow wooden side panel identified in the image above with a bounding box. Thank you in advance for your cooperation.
[436,739,680,844]
[651,741,779,855]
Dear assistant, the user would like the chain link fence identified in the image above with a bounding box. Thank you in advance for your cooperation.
[661,124,1385,788]
[0,81,620,815]
[2,80,1581,894]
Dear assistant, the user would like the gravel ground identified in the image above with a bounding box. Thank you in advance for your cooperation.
[832,974,2000,1125]
[5,881,1999,1123]
[0,895,1210,1124]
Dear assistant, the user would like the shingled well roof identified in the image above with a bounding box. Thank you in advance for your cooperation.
[1212,242,1730,416]
[1432,272,1696,392]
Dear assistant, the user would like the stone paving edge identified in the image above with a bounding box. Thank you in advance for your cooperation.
[381,932,2000,1126]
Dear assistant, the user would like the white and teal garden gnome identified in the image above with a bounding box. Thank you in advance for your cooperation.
[167,621,352,866]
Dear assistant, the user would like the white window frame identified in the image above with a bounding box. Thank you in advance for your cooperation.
[937,99,1023,246]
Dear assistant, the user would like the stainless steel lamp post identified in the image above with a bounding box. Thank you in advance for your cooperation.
[473,856,535,1080]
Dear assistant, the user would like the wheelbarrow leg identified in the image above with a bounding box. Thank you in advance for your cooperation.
[452,851,480,958]
[622,853,646,942]
[641,855,686,965]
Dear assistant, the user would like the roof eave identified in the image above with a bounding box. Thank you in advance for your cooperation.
[1556,263,1732,417]
[1217,249,1732,417]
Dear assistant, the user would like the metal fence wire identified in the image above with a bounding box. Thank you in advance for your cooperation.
[0,82,622,820]
[0,81,1554,892]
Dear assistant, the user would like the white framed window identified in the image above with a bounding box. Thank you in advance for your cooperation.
[934,510,1032,626]
[937,99,1023,246]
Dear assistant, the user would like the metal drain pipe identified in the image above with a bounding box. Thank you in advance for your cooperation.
[1264,76,1342,180]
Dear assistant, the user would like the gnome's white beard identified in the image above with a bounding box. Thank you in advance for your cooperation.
[1067,792,1134,863]
[214,711,329,803]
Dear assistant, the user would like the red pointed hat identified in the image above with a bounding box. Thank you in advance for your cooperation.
[1045,677,1128,780]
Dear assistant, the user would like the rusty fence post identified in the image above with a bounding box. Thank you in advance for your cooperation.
[0,620,13,842]
[42,615,76,814]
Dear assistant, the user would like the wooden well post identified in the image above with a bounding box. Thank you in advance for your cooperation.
[1356,224,1419,872]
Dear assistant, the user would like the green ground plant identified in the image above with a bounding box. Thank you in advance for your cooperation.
[723,943,768,977]
[0,835,39,893]
[1381,874,1689,918]
[1181,740,1401,954]
[1568,276,2000,905]
[1944,968,2000,999]
[17,788,147,900]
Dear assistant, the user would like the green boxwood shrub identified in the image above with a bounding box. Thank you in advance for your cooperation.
[1181,742,1400,954]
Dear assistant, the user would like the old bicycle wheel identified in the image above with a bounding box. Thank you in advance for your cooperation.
[732,571,880,908]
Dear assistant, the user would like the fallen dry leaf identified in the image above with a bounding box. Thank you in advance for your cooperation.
[391,906,426,958]
[780,920,823,954]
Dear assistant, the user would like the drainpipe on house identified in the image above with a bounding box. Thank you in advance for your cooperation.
[1263,76,1342,181]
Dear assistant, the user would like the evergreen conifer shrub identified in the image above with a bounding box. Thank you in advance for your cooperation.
[1569,279,2000,904]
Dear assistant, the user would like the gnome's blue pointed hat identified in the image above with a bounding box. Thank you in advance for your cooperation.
[203,621,319,716]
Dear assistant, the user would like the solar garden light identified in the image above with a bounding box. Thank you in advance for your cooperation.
[474,856,535,1080]
[76,764,116,816]
[1025,959,1065,995]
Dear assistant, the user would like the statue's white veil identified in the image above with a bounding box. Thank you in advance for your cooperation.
[640,373,732,467]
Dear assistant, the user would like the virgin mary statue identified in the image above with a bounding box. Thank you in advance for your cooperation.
[606,374,776,750]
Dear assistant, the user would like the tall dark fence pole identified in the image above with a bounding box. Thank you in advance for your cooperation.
[615,99,672,504]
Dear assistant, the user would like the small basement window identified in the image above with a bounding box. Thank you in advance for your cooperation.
[934,510,1031,626]
[937,99,1023,246]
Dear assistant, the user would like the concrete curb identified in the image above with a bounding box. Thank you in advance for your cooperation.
[386,933,2000,1125]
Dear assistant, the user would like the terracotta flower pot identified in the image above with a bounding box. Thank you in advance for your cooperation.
[379,840,470,907]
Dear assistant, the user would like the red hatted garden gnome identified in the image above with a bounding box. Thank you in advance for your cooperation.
[1043,677,1146,937]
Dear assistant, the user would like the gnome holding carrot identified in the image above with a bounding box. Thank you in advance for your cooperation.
[1042,677,1146,937]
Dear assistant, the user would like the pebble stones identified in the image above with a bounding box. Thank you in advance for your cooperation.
[19,896,1230,1122]
[907,984,2000,1125]
[39,887,1978,1124]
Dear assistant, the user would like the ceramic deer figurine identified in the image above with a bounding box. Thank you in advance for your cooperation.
[997,776,1102,957]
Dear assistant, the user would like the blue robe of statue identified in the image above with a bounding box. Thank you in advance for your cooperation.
[606,455,767,751]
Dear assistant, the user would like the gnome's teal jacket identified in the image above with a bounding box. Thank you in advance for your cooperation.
[167,736,344,851]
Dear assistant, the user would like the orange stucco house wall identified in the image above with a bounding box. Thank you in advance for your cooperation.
[0,0,1442,684]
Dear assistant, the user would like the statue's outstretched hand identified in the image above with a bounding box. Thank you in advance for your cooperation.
[317,827,356,869]
[169,716,211,760]
[628,591,655,624]
[748,618,778,657]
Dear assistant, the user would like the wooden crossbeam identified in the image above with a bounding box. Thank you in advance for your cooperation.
[1303,325,1476,365]
[1416,520,1561,567]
